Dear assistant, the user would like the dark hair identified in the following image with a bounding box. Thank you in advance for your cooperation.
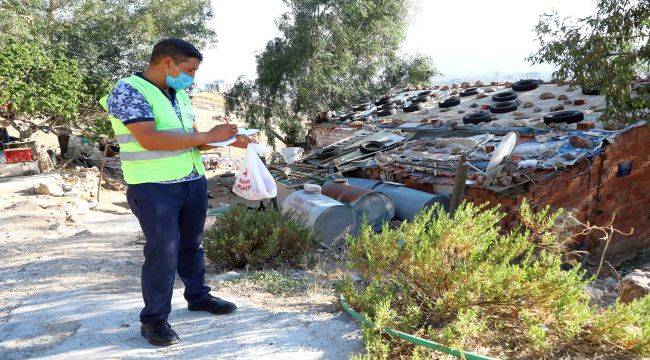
[150,38,203,64]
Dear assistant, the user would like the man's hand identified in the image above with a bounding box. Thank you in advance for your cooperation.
[230,134,253,149]
[207,124,237,143]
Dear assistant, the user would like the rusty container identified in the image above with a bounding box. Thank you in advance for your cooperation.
[321,180,395,231]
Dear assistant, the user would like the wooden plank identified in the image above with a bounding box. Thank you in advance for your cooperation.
[449,162,468,215]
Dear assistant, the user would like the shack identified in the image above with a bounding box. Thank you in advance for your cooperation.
[273,80,648,264]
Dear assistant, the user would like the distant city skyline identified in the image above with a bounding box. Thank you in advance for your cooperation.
[197,0,597,87]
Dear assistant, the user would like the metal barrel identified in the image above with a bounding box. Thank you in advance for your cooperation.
[373,182,450,221]
[321,182,396,231]
[323,177,382,190]
[281,190,360,248]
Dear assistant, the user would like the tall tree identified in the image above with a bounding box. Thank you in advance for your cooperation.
[0,0,216,138]
[225,0,437,145]
[529,0,649,124]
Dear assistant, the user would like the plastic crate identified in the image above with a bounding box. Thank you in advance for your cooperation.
[3,148,33,163]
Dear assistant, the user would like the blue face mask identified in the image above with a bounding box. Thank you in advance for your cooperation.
[166,61,194,90]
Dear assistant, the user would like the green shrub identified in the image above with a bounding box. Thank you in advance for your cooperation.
[203,206,318,269]
[340,200,650,359]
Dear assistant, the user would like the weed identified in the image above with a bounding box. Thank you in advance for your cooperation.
[340,200,650,359]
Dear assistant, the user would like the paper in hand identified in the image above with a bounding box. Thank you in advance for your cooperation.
[208,128,260,147]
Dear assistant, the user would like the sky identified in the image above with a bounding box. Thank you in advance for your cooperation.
[196,0,597,87]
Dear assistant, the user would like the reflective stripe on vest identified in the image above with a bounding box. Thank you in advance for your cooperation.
[115,128,191,144]
[120,149,191,161]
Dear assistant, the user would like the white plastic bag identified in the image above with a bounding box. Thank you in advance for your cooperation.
[232,144,277,200]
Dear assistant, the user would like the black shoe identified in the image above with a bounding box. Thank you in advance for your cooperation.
[140,320,179,346]
[188,294,237,315]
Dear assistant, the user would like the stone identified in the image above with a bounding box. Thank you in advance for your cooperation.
[483,87,495,93]
[474,80,484,87]
[522,101,534,108]
[589,104,599,110]
[584,285,604,306]
[550,104,565,112]
[33,181,64,197]
[562,152,577,161]
[513,111,524,116]
[481,104,490,111]
[215,271,242,282]
[490,81,499,86]
[441,85,449,91]
[604,277,618,289]
[476,93,488,99]
[573,98,586,106]
[539,92,556,100]
[563,100,572,105]
[457,109,465,114]
[620,266,650,303]
[557,94,568,100]
[439,108,450,112]
[470,103,478,108]
[103,178,125,191]
[515,115,528,120]
[570,136,594,148]
[450,90,459,96]
[577,121,595,130]
[460,82,470,88]
[533,107,542,113]
[451,83,459,89]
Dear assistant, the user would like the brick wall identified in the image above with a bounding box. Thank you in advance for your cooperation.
[357,125,650,265]
[312,125,358,147]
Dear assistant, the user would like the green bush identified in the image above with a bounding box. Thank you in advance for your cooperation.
[340,200,650,359]
[203,206,318,269]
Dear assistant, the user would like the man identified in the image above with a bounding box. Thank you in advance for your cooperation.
[101,38,249,346]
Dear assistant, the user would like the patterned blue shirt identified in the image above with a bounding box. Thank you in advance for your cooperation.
[107,73,201,184]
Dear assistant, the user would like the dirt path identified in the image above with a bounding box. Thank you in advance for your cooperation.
[0,173,362,359]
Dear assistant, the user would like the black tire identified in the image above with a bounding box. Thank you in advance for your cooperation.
[581,87,600,95]
[411,96,429,104]
[512,79,539,92]
[418,90,433,96]
[403,102,425,113]
[376,108,397,117]
[492,91,517,102]
[339,112,357,121]
[359,141,386,154]
[463,111,492,124]
[316,146,341,160]
[438,97,460,108]
[543,110,584,124]
[377,102,396,111]
[375,96,393,106]
[459,88,478,97]
[489,101,518,114]
[353,103,371,112]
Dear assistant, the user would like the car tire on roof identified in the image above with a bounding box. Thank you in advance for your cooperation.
[418,90,433,96]
[489,101,518,114]
[376,108,397,117]
[581,87,601,95]
[438,97,461,108]
[315,146,342,160]
[359,140,386,154]
[377,102,396,111]
[411,95,429,104]
[463,111,492,124]
[512,79,539,91]
[543,110,584,124]
[492,91,518,102]
[403,102,425,113]
[459,88,478,97]
[353,103,371,112]
[375,96,393,106]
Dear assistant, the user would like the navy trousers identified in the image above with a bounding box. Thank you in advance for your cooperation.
[126,176,211,323]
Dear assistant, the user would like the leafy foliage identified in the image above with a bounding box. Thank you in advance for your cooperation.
[203,206,318,269]
[0,39,85,138]
[529,0,649,124]
[225,0,438,145]
[340,200,650,359]
[0,0,216,138]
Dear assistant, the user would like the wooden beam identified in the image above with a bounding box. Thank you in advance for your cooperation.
[449,159,468,215]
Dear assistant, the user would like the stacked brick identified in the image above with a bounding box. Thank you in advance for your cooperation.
[355,125,649,265]
[312,125,359,147]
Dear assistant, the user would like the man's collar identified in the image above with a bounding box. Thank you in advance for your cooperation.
[135,72,176,98]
